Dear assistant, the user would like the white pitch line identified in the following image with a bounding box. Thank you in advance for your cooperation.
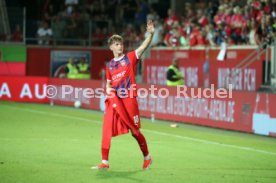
[143,130,276,156]
[1,105,101,124]
[2,104,276,156]
[0,137,167,144]
[0,137,82,142]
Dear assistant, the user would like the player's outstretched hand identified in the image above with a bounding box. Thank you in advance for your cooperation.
[146,20,155,34]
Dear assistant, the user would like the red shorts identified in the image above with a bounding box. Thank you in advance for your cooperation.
[121,97,141,129]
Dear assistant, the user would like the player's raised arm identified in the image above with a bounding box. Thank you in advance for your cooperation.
[135,20,155,59]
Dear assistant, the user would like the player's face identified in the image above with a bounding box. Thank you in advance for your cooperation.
[110,41,124,55]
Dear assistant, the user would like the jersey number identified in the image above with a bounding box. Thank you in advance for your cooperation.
[133,115,139,126]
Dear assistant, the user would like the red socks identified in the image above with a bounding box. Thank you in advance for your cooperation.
[101,131,149,161]
[132,131,149,157]
[101,148,110,161]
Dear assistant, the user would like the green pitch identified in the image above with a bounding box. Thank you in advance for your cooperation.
[0,101,276,183]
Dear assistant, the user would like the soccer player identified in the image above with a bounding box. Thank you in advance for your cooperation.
[92,20,154,170]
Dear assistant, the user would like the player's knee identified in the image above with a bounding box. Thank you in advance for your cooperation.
[131,130,141,137]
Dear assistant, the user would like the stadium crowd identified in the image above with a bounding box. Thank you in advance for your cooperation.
[3,0,276,47]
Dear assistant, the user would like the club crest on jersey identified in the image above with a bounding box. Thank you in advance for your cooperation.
[120,59,126,66]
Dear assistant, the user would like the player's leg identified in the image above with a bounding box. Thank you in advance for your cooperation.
[91,129,111,169]
[92,107,113,170]
[91,131,111,169]
[130,129,149,156]
[123,98,152,169]
[130,129,152,170]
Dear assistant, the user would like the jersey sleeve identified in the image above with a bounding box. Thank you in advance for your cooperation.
[127,51,139,66]
[106,64,111,81]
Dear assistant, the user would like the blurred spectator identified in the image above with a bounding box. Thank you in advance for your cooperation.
[214,23,228,46]
[77,57,90,79]
[248,19,260,45]
[214,5,226,26]
[189,23,208,46]
[37,21,53,45]
[224,7,233,37]
[65,57,79,79]
[251,0,262,21]
[197,9,209,27]
[164,8,179,31]
[43,4,56,25]
[51,15,66,43]
[164,25,187,47]
[166,58,184,86]
[183,2,195,23]
[257,14,274,44]
[262,0,272,15]
[12,25,23,42]
[147,19,165,47]
[147,6,159,22]
[272,3,276,18]
[206,1,219,23]
[205,24,216,46]
[64,16,77,39]
[65,0,79,18]
[230,6,247,44]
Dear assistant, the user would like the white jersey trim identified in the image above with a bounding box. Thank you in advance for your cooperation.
[114,54,125,62]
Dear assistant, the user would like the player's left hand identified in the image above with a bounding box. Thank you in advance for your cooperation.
[146,20,155,34]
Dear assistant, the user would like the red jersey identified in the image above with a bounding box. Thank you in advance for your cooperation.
[106,51,139,98]
[164,15,179,31]
[198,16,208,27]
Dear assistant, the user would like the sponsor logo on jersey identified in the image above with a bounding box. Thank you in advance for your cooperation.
[112,71,126,81]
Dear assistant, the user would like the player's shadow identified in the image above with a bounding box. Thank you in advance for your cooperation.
[95,169,145,183]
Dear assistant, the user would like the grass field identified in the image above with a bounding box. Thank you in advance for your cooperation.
[0,101,276,183]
